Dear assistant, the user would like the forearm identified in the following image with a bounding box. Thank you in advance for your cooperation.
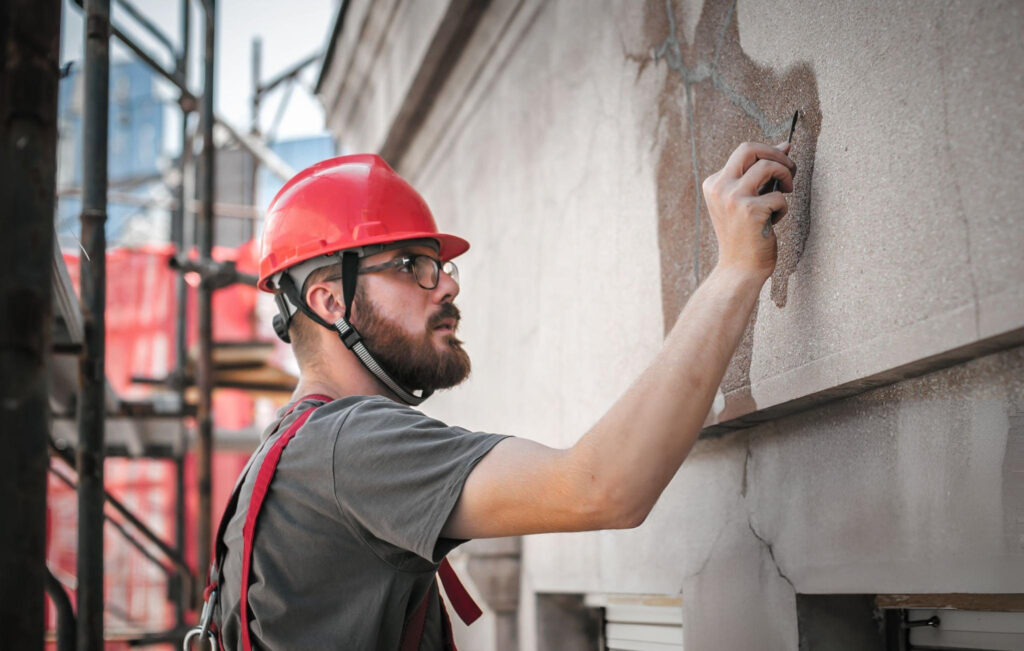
[572,264,766,527]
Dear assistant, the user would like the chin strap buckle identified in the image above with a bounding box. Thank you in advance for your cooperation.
[334,317,361,349]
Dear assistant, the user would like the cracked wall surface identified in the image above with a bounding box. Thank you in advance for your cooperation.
[320,1,1024,649]
[639,0,823,424]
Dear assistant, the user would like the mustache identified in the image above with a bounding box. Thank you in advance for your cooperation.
[427,302,461,329]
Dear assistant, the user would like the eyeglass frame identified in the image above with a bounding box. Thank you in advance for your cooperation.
[323,254,459,290]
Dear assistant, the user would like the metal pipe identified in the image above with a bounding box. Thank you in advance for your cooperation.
[113,0,177,59]
[45,568,77,651]
[110,19,187,88]
[257,52,319,96]
[251,37,262,135]
[77,0,111,648]
[49,463,172,576]
[195,0,217,602]
[49,448,193,577]
[172,0,191,621]
[215,119,294,181]
[0,0,62,647]
[69,0,294,181]
[249,37,261,240]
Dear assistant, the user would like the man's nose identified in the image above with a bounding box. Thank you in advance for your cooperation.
[434,264,460,302]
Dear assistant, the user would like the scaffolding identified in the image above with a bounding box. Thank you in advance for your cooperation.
[1,0,321,647]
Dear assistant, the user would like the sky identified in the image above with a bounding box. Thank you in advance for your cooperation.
[59,0,339,143]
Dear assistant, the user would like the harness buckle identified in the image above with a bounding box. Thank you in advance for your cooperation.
[183,587,218,651]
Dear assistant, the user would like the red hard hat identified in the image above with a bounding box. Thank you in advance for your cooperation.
[257,154,469,292]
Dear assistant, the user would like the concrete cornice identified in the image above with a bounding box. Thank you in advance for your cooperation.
[315,0,493,168]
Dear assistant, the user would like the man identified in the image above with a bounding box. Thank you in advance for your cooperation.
[210,143,795,649]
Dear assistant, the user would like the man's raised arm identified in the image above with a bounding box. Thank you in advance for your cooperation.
[443,141,796,540]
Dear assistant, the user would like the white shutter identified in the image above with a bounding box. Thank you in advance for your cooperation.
[585,594,684,651]
[908,609,1024,651]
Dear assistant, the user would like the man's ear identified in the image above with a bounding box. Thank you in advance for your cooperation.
[305,282,346,324]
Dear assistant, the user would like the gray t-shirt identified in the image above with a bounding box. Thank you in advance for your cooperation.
[214,395,508,650]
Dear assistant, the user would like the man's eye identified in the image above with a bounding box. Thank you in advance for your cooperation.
[398,258,414,272]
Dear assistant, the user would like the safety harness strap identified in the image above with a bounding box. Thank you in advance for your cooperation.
[399,559,482,651]
[438,559,483,625]
[208,395,333,588]
[238,400,327,651]
[192,394,332,651]
[198,394,481,651]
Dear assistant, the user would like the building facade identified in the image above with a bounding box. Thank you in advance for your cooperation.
[316,1,1024,649]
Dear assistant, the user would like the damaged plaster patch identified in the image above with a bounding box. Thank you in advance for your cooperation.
[632,0,822,425]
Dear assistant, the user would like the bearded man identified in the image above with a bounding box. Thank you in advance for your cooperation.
[207,145,795,650]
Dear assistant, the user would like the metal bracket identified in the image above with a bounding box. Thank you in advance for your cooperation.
[169,255,258,290]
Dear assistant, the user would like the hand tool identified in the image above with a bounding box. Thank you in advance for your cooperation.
[762,110,799,238]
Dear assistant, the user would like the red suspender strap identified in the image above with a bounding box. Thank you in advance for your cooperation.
[438,558,482,625]
[238,396,331,651]
[399,588,431,651]
[398,558,483,650]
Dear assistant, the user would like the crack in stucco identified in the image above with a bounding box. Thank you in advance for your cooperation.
[740,433,794,591]
[655,0,704,281]
[740,436,752,497]
[936,13,981,338]
[653,0,791,142]
[650,0,793,286]
[747,518,796,591]
[680,512,734,587]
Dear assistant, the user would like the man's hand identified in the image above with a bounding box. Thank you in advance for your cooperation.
[702,141,796,279]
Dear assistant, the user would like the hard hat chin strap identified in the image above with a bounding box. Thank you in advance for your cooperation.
[272,251,432,406]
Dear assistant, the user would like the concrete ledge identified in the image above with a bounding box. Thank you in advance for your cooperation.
[702,278,1024,437]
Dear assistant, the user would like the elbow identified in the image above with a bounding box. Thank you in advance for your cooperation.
[607,500,650,530]
[567,446,652,531]
[583,481,651,531]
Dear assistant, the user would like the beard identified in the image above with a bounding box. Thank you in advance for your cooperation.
[351,288,471,392]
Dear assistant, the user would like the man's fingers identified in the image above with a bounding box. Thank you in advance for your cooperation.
[761,191,789,222]
[723,141,796,179]
[738,159,794,195]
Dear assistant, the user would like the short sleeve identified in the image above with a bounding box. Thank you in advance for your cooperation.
[331,397,509,563]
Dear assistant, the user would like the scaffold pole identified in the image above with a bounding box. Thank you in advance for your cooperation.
[77,0,111,647]
[0,0,62,647]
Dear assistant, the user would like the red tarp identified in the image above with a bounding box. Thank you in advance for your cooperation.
[47,241,272,646]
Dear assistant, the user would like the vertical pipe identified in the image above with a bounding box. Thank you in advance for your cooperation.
[77,0,111,648]
[45,569,78,651]
[250,38,261,137]
[248,37,261,240]
[0,0,62,647]
[171,0,191,622]
[195,0,217,599]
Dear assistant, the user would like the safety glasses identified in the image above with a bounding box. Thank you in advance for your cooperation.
[355,254,459,290]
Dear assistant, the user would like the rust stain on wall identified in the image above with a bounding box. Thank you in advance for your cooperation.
[635,0,821,420]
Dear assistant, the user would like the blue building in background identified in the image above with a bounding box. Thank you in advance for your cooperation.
[56,58,337,250]
[257,134,337,212]
[56,59,167,248]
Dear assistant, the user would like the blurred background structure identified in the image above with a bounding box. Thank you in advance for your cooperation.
[3,0,1023,650]
[3,0,337,648]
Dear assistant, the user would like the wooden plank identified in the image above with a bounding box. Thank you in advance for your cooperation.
[875,594,1024,612]
[605,604,684,626]
[606,622,682,644]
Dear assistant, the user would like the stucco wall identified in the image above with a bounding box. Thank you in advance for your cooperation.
[318,1,1024,648]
